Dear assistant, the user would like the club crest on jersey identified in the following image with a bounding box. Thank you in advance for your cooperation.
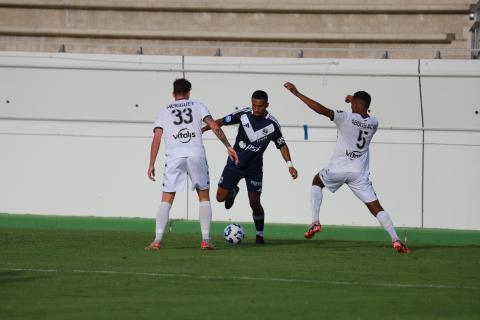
[346,150,362,159]
[173,128,196,143]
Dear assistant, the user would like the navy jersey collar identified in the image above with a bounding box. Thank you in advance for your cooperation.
[250,109,269,119]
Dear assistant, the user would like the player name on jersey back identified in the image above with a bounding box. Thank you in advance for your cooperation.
[166,101,194,109]
[154,99,211,160]
[351,119,378,130]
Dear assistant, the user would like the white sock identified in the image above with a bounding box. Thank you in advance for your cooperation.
[376,211,399,241]
[154,202,172,242]
[310,185,323,224]
[199,201,212,242]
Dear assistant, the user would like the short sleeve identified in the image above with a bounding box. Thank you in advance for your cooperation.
[197,102,211,121]
[273,123,286,149]
[223,107,248,126]
[153,110,164,132]
[333,110,348,126]
[372,117,379,135]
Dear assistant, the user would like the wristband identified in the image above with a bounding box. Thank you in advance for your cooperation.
[286,161,293,168]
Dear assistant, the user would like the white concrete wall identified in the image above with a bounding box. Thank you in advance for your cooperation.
[0,52,479,229]
[420,60,480,230]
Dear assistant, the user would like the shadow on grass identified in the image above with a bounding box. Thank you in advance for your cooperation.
[238,238,386,248]
[405,244,480,252]
[160,238,390,251]
[0,270,44,285]
[205,239,480,253]
[128,233,480,252]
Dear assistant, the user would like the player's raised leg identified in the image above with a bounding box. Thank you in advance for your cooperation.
[224,185,239,210]
[145,192,175,250]
[305,173,323,239]
[217,185,240,210]
[216,167,241,210]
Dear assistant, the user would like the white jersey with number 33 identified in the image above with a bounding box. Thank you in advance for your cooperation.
[153,99,211,160]
[327,110,379,173]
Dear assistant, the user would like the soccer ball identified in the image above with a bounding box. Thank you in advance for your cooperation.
[223,223,245,244]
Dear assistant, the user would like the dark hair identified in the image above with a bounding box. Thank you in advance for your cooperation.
[353,91,371,108]
[173,78,192,94]
[251,90,268,102]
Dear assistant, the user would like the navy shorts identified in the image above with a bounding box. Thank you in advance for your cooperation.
[218,165,263,193]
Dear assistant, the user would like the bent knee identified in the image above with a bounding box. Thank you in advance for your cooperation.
[312,174,324,188]
[216,188,229,202]
[216,193,225,202]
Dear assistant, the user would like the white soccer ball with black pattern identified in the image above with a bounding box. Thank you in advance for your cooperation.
[223,223,245,244]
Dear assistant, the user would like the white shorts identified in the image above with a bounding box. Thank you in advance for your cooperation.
[162,157,210,192]
[319,168,378,203]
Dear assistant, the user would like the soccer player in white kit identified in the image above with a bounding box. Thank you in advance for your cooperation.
[284,82,410,254]
[145,79,238,250]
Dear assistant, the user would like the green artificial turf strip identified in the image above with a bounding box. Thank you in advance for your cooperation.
[1,214,480,320]
[1,213,480,245]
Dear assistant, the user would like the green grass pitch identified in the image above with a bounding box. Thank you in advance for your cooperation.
[1,213,480,320]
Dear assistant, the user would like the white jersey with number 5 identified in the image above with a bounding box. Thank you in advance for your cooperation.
[327,110,379,173]
[153,99,211,160]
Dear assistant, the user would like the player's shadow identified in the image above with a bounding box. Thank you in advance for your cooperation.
[148,236,480,251]
[0,270,40,285]
[238,238,380,249]
[239,238,308,247]
[404,244,480,252]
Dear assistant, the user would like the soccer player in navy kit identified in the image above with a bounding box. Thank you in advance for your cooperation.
[203,90,298,244]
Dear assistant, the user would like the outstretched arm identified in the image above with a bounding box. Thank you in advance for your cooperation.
[202,118,224,133]
[148,128,163,181]
[284,82,334,120]
[279,144,298,180]
[203,116,239,165]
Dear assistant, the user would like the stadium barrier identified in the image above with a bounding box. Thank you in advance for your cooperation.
[0,52,479,230]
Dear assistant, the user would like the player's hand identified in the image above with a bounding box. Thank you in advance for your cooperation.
[148,166,156,181]
[345,95,353,103]
[289,167,298,180]
[227,146,240,166]
[284,82,298,95]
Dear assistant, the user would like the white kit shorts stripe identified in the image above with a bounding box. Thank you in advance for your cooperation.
[162,157,210,192]
[319,168,378,203]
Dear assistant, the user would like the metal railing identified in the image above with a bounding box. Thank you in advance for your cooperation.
[1,117,479,134]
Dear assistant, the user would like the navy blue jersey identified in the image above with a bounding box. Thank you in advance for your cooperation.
[223,107,286,173]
